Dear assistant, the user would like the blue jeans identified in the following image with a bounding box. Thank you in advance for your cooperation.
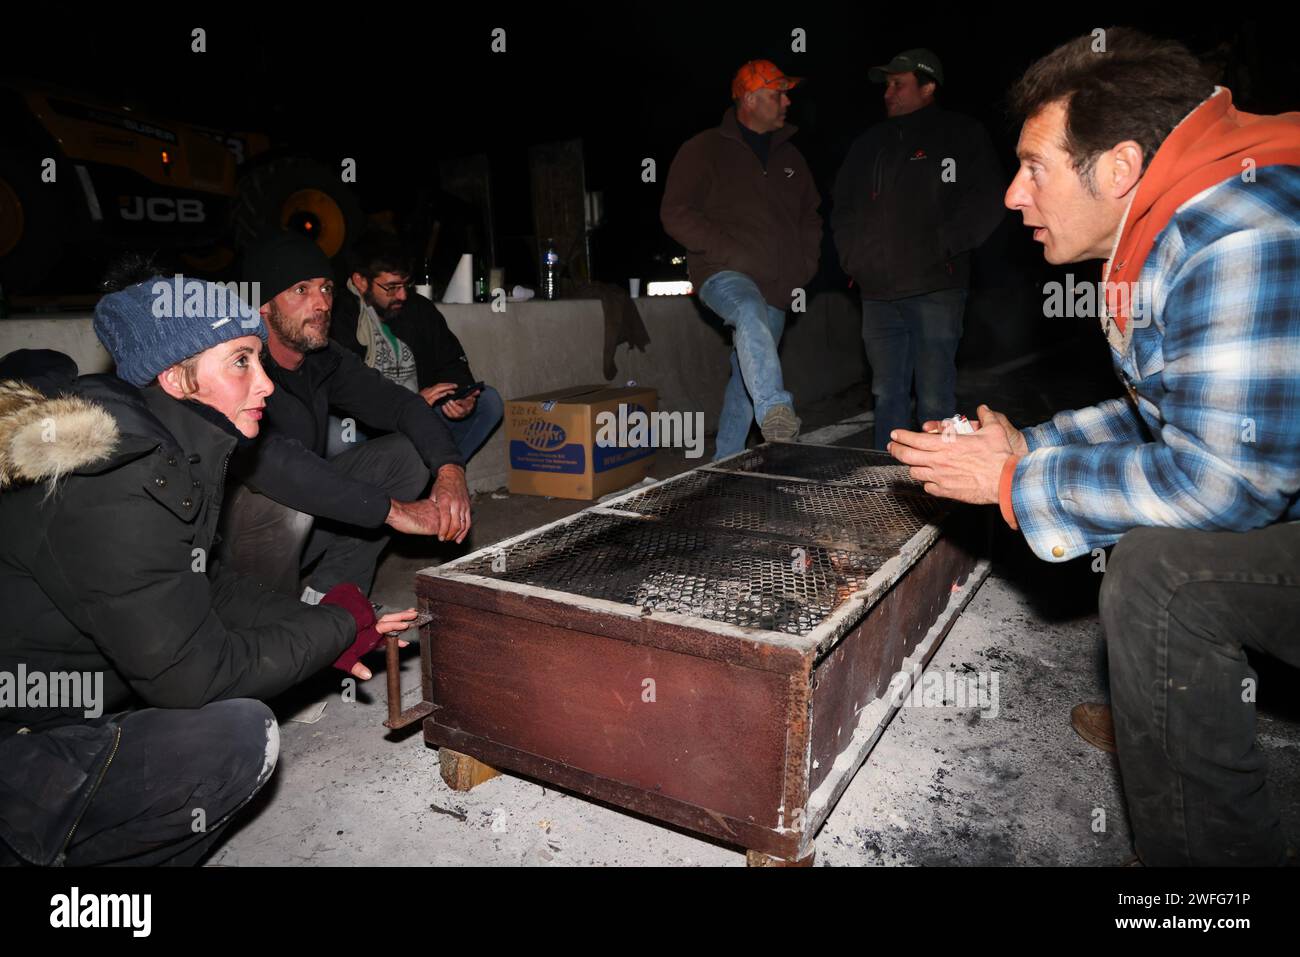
[698,271,793,460]
[861,288,967,450]
[325,385,504,463]
[441,384,504,462]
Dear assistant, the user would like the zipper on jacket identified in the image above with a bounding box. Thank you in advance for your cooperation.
[54,723,122,866]
[219,449,231,500]
[209,448,233,545]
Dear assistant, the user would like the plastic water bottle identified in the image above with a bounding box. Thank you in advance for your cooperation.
[541,238,560,301]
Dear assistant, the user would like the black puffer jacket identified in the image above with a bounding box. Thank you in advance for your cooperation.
[0,373,354,862]
[831,104,1006,300]
[0,374,356,732]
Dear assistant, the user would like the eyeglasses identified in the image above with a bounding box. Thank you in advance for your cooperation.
[372,279,412,294]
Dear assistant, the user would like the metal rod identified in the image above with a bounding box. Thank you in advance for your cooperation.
[384,635,401,728]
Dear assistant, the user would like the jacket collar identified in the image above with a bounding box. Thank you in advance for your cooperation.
[83,378,237,479]
[1102,87,1300,348]
[264,339,341,386]
[719,107,798,148]
[0,375,237,486]
[888,103,939,128]
[144,387,240,464]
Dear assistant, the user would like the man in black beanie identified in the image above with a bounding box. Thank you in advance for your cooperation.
[219,231,472,602]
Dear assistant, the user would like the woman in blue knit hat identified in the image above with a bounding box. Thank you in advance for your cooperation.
[0,261,414,867]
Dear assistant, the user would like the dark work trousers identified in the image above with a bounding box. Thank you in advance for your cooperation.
[0,699,278,867]
[1101,523,1300,866]
[219,434,429,598]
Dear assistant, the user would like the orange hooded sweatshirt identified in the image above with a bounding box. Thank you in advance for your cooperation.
[999,88,1300,531]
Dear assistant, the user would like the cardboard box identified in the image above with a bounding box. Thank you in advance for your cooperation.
[506,384,658,500]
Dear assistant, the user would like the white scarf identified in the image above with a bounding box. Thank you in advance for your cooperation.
[347,278,419,393]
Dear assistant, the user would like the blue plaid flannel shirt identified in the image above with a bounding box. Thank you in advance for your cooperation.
[1012,166,1300,562]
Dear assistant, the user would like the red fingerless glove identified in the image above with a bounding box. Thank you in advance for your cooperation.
[321,583,382,674]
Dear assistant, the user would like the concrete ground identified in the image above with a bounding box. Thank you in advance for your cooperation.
[209,334,1300,866]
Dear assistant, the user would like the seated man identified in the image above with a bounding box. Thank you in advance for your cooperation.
[329,228,503,462]
[220,231,472,601]
[661,59,821,460]
[888,28,1300,865]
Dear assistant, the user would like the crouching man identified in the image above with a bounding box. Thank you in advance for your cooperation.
[220,231,472,601]
[888,28,1300,865]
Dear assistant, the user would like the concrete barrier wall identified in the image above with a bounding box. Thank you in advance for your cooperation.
[1,293,867,490]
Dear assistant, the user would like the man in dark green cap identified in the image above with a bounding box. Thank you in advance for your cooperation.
[832,48,1005,449]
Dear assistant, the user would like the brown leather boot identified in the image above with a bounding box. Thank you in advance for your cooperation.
[1071,702,1116,753]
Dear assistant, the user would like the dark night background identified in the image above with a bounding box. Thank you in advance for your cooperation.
[2,6,1296,296]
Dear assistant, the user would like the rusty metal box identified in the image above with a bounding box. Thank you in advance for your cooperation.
[414,442,989,863]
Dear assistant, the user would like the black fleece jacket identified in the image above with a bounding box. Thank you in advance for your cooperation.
[831,104,1006,300]
[230,342,463,528]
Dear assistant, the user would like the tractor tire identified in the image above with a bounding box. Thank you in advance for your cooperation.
[232,156,363,262]
[0,150,68,294]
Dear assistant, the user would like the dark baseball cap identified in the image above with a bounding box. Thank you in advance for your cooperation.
[869,48,944,86]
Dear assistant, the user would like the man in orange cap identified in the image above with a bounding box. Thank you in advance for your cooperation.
[662,59,822,459]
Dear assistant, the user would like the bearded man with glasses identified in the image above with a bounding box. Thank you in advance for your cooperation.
[330,229,503,464]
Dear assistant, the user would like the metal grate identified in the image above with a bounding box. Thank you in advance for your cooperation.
[606,470,945,551]
[713,442,920,492]
[458,511,888,636]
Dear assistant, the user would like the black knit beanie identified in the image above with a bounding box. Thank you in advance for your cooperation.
[242,231,335,302]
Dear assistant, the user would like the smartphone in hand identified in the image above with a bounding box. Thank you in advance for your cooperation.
[436,381,485,405]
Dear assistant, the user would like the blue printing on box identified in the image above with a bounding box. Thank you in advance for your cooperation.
[510,440,586,474]
[592,441,654,473]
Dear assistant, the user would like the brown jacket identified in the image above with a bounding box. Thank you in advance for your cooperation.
[661,108,822,308]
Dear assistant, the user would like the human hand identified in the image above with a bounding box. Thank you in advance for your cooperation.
[419,382,459,406]
[920,404,1027,457]
[888,406,1018,504]
[441,390,479,420]
[349,609,416,681]
[430,465,471,543]
[385,497,441,536]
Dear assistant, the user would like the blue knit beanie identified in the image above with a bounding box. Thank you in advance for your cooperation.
[93,275,268,388]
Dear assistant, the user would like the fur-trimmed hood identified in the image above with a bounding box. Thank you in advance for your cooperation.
[0,380,120,489]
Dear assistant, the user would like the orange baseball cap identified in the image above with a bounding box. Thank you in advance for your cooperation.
[731,60,802,99]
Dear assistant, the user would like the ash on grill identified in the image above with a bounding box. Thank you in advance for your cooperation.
[461,444,948,637]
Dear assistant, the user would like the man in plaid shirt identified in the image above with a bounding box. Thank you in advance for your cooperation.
[890,28,1300,865]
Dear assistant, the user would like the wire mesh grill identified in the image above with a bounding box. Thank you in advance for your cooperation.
[714,442,920,492]
[457,511,889,635]
[606,469,945,551]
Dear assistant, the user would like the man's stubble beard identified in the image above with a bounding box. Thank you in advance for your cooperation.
[268,301,330,353]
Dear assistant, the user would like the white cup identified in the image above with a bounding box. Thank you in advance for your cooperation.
[629,278,641,298]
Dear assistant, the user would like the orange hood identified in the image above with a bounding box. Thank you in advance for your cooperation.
[1105,88,1300,339]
